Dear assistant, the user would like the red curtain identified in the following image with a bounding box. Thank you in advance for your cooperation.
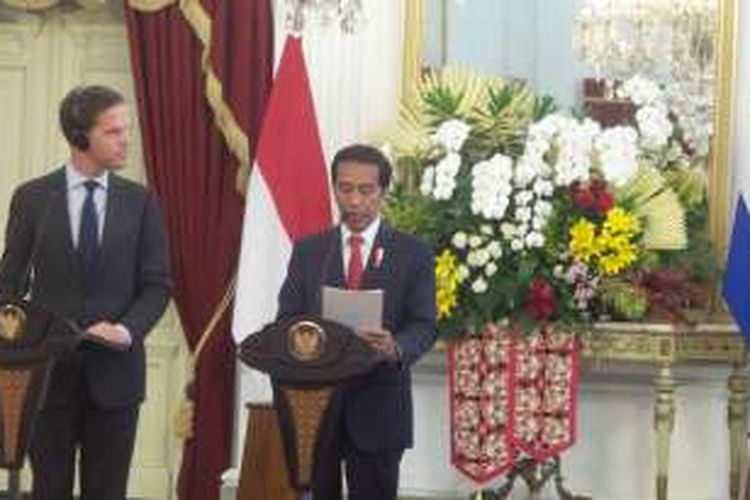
[124,1,273,498]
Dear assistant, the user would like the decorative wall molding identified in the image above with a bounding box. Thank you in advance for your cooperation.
[0,31,28,62]
[2,0,107,11]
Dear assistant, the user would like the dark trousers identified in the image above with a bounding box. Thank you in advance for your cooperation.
[311,433,403,500]
[29,383,139,500]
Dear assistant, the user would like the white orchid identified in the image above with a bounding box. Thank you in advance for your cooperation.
[525,231,545,248]
[466,250,481,267]
[471,277,488,294]
[522,114,598,188]
[595,126,639,186]
[500,223,516,240]
[471,154,514,220]
[484,262,498,277]
[487,241,502,258]
[475,249,491,267]
[468,235,483,248]
[635,104,673,150]
[618,74,663,106]
[433,176,457,200]
[433,119,471,153]
[458,265,470,282]
[452,231,468,249]
[436,152,461,177]
[533,179,554,197]
[515,190,534,206]
[531,216,546,231]
[534,200,553,217]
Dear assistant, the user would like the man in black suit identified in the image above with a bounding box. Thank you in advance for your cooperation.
[277,144,437,499]
[0,85,171,499]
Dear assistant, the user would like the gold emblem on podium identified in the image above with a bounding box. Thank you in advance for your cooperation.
[288,321,325,361]
[0,305,26,342]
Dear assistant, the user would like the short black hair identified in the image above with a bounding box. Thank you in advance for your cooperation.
[331,144,392,190]
[59,85,125,149]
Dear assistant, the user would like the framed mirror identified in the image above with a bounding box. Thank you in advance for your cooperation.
[402,0,737,270]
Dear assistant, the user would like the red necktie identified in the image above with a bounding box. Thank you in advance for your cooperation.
[346,234,364,289]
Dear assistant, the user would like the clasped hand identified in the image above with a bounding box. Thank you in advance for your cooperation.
[356,327,398,361]
[86,321,132,349]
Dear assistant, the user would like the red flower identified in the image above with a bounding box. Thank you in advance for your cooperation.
[571,179,615,215]
[572,187,595,210]
[596,191,614,213]
[524,277,558,320]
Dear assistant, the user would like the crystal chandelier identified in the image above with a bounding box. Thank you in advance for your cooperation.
[285,0,365,34]
[573,0,717,85]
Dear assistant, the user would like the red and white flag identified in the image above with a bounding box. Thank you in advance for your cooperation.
[233,36,333,399]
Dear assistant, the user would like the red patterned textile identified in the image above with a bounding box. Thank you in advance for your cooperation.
[448,325,516,483]
[511,325,578,461]
[448,324,579,484]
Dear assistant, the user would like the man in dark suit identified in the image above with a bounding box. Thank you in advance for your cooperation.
[0,85,171,499]
[277,144,437,499]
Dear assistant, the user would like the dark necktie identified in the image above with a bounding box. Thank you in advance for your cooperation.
[346,234,364,290]
[78,180,99,284]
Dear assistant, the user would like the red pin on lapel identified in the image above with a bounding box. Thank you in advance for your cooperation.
[374,247,385,268]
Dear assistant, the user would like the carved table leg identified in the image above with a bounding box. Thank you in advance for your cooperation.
[728,362,748,500]
[654,363,675,500]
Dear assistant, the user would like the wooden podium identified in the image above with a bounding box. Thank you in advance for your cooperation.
[238,315,380,497]
[0,297,79,499]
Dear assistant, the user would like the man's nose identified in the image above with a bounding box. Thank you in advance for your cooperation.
[346,191,363,205]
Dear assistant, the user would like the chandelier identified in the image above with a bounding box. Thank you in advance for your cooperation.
[284,0,365,34]
[573,0,717,85]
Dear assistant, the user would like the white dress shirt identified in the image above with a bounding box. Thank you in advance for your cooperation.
[340,216,381,276]
[65,163,109,248]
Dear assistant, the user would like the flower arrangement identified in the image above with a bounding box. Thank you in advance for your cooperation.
[381,69,717,338]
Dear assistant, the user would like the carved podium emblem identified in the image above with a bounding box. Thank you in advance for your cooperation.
[287,321,326,362]
[0,305,26,342]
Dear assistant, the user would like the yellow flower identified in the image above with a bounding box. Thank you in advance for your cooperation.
[569,219,598,262]
[597,233,638,275]
[599,249,636,274]
[436,249,462,319]
[581,207,641,275]
[603,207,640,236]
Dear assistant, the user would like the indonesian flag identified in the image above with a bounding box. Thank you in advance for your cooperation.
[232,36,333,399]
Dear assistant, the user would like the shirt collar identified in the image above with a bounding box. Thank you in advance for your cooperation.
[341,216,381,248]
[65,163,110,191]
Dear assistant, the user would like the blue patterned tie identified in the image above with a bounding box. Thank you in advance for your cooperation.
[78,180,99,286]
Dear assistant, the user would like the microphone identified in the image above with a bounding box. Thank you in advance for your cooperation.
[315,229,340,315]
[19,187,64,300]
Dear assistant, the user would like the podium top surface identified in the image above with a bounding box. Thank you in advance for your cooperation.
[239,315,382,385]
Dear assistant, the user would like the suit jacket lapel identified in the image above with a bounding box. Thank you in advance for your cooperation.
[99,175,125,272]
[48,168,80,277]
[360,223,392,291]
[325,227,346,288]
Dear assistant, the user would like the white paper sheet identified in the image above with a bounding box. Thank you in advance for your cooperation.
[321,285,383,331]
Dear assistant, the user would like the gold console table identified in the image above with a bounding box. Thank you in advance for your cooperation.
[582,322,747,500]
